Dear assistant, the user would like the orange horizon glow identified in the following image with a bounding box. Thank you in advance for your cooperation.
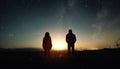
[52,41,67,51]
[51,34,67,51]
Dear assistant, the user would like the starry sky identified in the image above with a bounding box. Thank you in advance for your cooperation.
[0,0,120,50]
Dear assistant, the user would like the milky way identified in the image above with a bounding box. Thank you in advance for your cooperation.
[0,0,120,50]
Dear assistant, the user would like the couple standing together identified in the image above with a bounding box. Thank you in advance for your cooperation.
[42,29,76,54]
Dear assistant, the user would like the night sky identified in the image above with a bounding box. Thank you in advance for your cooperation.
[0,0,120,50]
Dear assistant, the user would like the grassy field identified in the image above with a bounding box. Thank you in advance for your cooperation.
[0,48,120,69]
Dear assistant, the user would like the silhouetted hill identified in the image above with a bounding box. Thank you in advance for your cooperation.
[0,48,120,69]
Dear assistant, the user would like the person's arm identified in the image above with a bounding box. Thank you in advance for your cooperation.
[42,37,45,47]
[66,34,69,43]
[50,37,52,46]
[74,34,76,42]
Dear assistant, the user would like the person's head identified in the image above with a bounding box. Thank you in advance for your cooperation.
[68,29,72,34]
[45,32,50,36]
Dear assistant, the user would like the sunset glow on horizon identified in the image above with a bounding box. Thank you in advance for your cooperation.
[52,42,67,50]
[51,34,67,51]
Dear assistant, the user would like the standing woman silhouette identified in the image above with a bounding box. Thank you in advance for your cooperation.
[42,32,52,55]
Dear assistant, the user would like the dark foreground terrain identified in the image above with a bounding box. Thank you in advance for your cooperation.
[0,48,120,69]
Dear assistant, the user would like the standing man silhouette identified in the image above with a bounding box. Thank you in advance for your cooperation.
[66,29,76,54]
[42,32,52,55]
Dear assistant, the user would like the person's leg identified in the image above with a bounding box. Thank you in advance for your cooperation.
[44,50,47,54]
[47,50,50,56]
[68,46,70,53]
[72,46,75,53]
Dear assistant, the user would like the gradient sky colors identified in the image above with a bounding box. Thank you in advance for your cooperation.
[0,0,120,50]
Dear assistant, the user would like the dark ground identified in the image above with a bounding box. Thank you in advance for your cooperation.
[0,48,120,69]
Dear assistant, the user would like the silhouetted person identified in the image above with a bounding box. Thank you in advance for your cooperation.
[42,32,52,55]
[66,29,76,54]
